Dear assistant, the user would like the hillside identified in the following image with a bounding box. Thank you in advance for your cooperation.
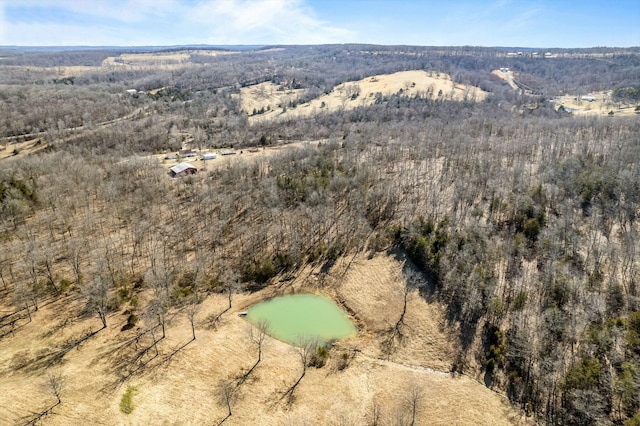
[241,70,488,123]
[0,253,526,425]
[1,44,639,425]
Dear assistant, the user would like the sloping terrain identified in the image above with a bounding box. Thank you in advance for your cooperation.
[492,69,638,116]
[242,70,489,123]
[0,254,526,425]
[101,50,236,70]
[2,45,639,425]
[549,91,638,116]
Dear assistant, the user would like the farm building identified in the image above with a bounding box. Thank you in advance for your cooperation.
[168,162,197,178]
[202,153,217,160]
[581,96,596,102]
[178,149,197,158]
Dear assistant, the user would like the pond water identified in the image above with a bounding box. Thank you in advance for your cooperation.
[244,293,356,345]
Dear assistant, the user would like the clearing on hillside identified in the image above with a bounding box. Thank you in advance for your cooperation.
[241,70,489,124]
[0,253,527,425]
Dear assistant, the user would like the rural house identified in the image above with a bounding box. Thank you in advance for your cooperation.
[168,162,197,178]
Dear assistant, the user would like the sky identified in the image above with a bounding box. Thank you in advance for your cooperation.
[1,0,639,48]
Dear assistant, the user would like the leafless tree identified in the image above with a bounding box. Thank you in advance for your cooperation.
[66,238,86,286]
[207,271,238,327]
[241,319,271,381]
[369,396,382,426]
[146,267,172,304]
[146,294,169,339]
[185,297,200,341]
[24,370,67,425]
[82,275,110,329]
[12,282,34,321]
[46,370,65,405]
[384,270,422,354]
[403,380,424,426]
[215,378,236,425]
[0,254,11,291]
[283,335,319,401]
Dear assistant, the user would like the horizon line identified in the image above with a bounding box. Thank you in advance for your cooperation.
[1,43,639,51]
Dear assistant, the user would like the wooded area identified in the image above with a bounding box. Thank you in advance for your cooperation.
[1,44,639,425]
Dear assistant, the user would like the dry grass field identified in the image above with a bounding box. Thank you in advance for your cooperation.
[241,71,489,124]
[156,140,322,172]
[101,50,236,71]
[0,50,238,79]
[492,69,639,117]
[0,138,45,159]
[0,253,528,425]
[550,92,638,117]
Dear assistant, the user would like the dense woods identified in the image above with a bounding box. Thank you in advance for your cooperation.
[1,44,639,425]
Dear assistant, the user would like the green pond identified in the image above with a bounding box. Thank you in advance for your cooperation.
[244,293,356,345]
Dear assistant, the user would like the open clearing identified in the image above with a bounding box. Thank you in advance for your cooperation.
[491,69,519,91]
[156,140,323,173]
[0,253,527,425]
[0,50,238,79]
[241,70,489,124]
[550,91,638,117]
[101,50,237,71]
[492,69,638,117]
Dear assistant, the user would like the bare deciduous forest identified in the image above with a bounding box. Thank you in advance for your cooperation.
[1,44,639,425]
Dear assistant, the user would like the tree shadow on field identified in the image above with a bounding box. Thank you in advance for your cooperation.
[98,325,164,391]
[20,401,61,426]
[484,368,494,388]
[101,327,195,391]
[23,326,104,372]
[391,247,479,357]
[390,248,438,303]
[0,313,31,339]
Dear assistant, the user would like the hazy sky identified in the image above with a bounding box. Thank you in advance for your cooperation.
[1,0,639,48]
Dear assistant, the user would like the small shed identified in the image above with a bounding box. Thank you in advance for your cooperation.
[202,153,217,160]
[169,162,197,178]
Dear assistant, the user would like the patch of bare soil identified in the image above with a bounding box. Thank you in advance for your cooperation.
[0,253,528,425]
[492,69,519,90]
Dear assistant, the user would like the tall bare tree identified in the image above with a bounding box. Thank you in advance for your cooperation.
[283,335,319,400]
[82,275,110,329]
[46,370,65,405]
[215,378,236,425]
[241,319,271,381]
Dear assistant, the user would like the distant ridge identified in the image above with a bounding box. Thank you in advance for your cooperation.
[0,44,266,52]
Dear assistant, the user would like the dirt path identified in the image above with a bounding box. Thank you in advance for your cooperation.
[492,69,519,90]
